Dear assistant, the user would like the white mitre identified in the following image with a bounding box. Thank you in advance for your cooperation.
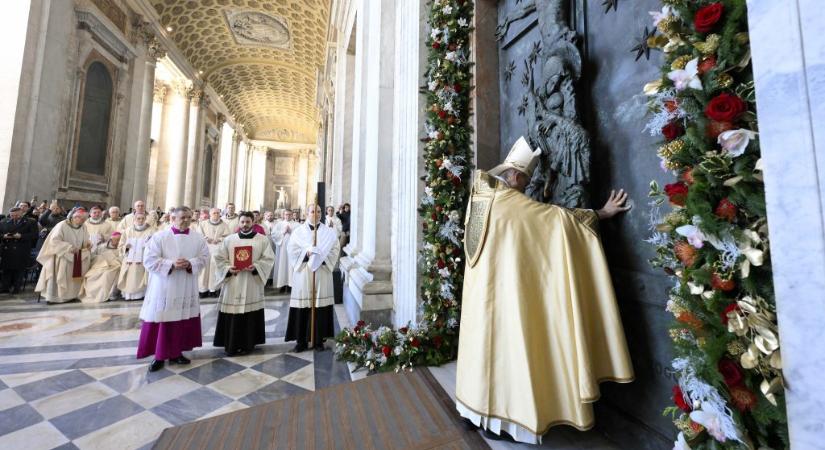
[488,136,541,177]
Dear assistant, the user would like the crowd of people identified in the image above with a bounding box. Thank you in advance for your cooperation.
[0,198,352,370]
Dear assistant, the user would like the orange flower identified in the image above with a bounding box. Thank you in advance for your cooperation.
[674,241,697,267]
[677,312,703,331]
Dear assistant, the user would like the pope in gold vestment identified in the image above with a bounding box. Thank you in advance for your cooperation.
[456,138,634,444]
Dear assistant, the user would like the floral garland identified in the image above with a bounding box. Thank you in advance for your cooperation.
[641,1,787,448]
[334,0,474,372]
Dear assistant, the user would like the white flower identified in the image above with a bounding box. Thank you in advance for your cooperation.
[447,318,458,328]
[428,80,439,91]
[394,346,402,356]
[445,51,458,62]
[690,406,727,442]
[457,18,468,27]
[442,5,453,15]
[442,158,453,170]
[438,267,450,278]
[430,28,440,40]
[668,58,702,91]
[428,129,439,139]
[443,100,455,113]
[672,432,691,450]
[650,6,675,27]
[676,225,705,249]
[717,129,757,158]
[425,186,434,197]
[449,210,461,222]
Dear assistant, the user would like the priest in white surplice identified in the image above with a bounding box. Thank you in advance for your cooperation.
[35,207,92,304]
[137,207,209,372]
[196,208,231,298]
[118,212,154,300]
[84,205,114,247]
[212,212,275,355]
[80,232,122,303]
[118,200,157,232]
[223,202,240,232]
[286,204,340,352]
[273,209,298,293]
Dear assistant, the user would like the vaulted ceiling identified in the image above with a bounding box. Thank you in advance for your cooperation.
[150,0,329,143]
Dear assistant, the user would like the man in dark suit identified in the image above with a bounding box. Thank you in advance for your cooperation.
[0,207,39,293]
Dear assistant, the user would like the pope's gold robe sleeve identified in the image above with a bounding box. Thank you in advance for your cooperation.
[566,208,599,235]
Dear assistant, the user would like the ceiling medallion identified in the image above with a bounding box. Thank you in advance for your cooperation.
[224,9,292,50]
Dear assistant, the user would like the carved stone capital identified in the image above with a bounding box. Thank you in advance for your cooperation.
[153,82,167,103]
[169,79,191,97]
[216,113,226,128]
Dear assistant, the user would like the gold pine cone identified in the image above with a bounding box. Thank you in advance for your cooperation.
[717,73,734,88]
[671,55,692,70]
[694,34,720,55]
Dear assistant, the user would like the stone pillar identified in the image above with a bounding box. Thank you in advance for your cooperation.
[132,34,165,203]
[341,0,396,326]
[390,0,422,327]
[297,148,310,214]
[748,1,825,447]
[164,79,190,208]
[192,97,211,207]
[184,87,204,207]
[471,0,502,170]
[227,131,240,206]
[146,81,166,208]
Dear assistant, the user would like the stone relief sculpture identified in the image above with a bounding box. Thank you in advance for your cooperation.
[225,11,291,49]
[497,0,591,208]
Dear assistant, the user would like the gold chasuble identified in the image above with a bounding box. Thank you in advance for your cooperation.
[455,171,634,443]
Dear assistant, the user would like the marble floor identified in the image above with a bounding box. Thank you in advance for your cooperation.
[0,288,352,450]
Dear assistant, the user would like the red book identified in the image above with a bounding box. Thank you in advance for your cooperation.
[233,246,253,270]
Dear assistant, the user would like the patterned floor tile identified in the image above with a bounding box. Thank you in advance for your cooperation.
[0,369,71,388]
[101,365,175,393]
[123,374,203,409]
[150,386,232,425]
[179,358,246,385]
[208,368,278,400]
[0,403,43,436]
[73,410,171,450]
[0,421,69,450]
[238,379,310,407]
[250,353,311,378]
[201,400,249,419]
[30,381,118,420]
[0,387,25,411]
[13,369,96,402]
[280,362,315,391]
[50,395,145,440]
[50,442,81,450]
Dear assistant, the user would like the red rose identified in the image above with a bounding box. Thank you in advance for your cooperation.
[664,99,679,113]
[432,41,441,49]
[437,110,447,119]
[662,122,684,141]
[705,93,746,122]
[399,327,409,334]
[451,177,462,186]
[411,337,421,348]
[720,303,739,325]
[711,272,736,292]
[694,3,724,33]
[718,359,743,387]
[680,167,695,186]
[673,385,692,413]
[431,212,437,220]
[381,345,392,357]
[453,83,462,93]
[437,259,446,269]
[698,56,717,75]
[357,320,366,328]
[715,198,738,222]
[664,182,689,207]
[729,385,757,412]
[705,120,735,139]
[452,247,462,256]
[364,332,371,341]
[433,335,444,349]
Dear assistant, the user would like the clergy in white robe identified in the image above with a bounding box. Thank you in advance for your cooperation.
[273,210,298,291]
[35,208,92,303]
[212,212,276,355]
[137,207,209,372]
[196,208,231,297]
[118,200,158,231]
[223,203,240,232]
[105,206,122,229]
[117,213,154,300]
[285,204,340,352]
[324,206,344,250]
[84,206,114,247]
[80,233,122,303]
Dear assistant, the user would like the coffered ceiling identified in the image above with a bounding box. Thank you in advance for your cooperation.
[150,0,329,142]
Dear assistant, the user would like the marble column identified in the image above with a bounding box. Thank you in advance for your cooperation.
[227,131,240,206]
[164,79,190,208]
[748,1,825,448]
[132,37,165,203]
[297,148,310,214]
[341,0,396,326]
[390,0,422,327]
[146,82,166,208]
[183,88,204,207]
[192,98,212,207]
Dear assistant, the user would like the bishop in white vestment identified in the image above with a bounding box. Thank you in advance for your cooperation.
[137,207,209,372]
[196,208,231,297]
[35,208,92,303]
[84,205,114,247]
[80,233,122,303]
[273,209,298,291]
[285,204,340,352]
[118,213,155,300]
[212,212,275,355]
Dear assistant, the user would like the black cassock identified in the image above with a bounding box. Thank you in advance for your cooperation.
[0,217,38,291]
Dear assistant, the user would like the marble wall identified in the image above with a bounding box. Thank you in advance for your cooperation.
[748,0,825,448]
